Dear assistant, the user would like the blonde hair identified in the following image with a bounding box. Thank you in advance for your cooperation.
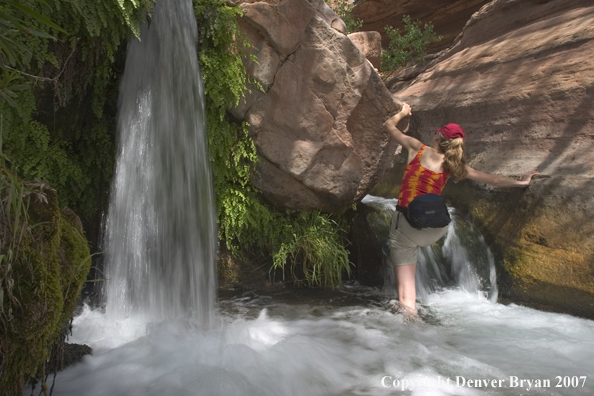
[438,135,467,182]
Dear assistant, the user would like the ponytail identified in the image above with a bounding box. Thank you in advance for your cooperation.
[438,136,467,182]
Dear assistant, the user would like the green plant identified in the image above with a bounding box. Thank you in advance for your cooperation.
[0,0,65,68]
[381,15,442,72]
[0,0,151,236]
[273,211,351,287]
[0,151,91,395]
[0,0,66,110]
[195,0,352,287]
[325,0,362,34]
[0,1,151,389]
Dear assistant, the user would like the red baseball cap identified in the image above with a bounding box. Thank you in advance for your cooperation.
[436,123,465,140]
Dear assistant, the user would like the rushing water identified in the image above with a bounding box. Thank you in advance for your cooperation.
[56,288,594,396]
[55,1,594,394]
[103,0,216,326]
[52,195,594,395]
[362,195,498,303]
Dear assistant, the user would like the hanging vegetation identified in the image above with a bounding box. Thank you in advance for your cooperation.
[0,0,152,245]
[0,1,146,394]
[195,0,351,288]
[0,155,91,395]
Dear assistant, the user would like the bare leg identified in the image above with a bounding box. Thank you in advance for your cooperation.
[394,263,417,315]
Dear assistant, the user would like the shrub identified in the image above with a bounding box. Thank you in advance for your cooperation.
[381,15,442,72]
[196,0,352,287]
[324,0,362,34]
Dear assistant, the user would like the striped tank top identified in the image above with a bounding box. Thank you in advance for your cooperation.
[397,145,448,208]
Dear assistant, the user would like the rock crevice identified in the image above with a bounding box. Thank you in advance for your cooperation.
[233,0,401,212]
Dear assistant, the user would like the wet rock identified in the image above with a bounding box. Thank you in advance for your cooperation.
[376,0,594,318]
[46,343,93,373]
[346,201,393,286]
[0,179,92,393]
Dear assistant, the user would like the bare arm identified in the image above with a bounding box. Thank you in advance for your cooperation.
[465,166,539,187]
[383,103,424,156]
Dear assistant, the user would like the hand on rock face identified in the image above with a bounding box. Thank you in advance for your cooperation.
[520,170,540,185]
[399,102,412,118]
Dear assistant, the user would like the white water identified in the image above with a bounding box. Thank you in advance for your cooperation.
[53,195,594,395]
[56,1,594,394]
[103,0,216,326]
[362,195,498,303]
[54,289,594,396]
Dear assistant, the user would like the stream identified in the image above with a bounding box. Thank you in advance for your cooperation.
[52,284,594,396]
[42,0,594,394]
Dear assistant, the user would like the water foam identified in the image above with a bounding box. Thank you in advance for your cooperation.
[53,291,594,396]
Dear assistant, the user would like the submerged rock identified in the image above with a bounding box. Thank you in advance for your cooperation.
[46,343,93,373]
[376,0,594,318]
[232,0,403,212]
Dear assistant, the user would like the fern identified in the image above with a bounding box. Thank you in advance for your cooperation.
[195,0,351,287]
[0,0,151,224]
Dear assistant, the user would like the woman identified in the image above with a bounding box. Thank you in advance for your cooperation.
[384,103,538,316]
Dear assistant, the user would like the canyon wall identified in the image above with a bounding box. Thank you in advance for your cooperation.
[377,0,594,317]
[352,0,491,52]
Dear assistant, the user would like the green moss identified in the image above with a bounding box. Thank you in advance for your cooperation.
[0,173,91,396]
[1,0,152,239]
[194,0,352,287]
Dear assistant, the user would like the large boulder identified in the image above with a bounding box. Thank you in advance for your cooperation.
[376,0,594,318]
[347,31,383,69]
[232,0,403,212]
[352,0,492,53]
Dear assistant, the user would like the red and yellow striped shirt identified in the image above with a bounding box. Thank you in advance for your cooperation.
[398,145,448,208]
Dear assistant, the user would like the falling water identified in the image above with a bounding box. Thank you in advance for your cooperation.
[361,195,498,302]
[48,190,594,395]
[103,0,216,326]
[37,1,594,393]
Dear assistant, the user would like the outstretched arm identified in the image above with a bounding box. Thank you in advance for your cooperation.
[383,103,424,157]
[465,166,539,187]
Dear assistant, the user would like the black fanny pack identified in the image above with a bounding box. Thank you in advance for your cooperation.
[397,193,451,230]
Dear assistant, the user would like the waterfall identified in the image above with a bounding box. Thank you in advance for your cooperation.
[103,0,216,326]
[417,209,499,302]
[53,201,594,395]
[362,195,498,302]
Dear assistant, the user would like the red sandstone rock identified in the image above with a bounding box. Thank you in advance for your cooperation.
[393,0,594,185]
[384,0,594,316]
[352,0,491,52]
[347,31,382,69]
[233,0,402,212]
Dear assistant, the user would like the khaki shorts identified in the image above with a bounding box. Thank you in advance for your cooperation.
[388,211,448,267]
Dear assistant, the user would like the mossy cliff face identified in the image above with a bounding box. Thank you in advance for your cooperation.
[445,180,594,319]
[0,181,91,396]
